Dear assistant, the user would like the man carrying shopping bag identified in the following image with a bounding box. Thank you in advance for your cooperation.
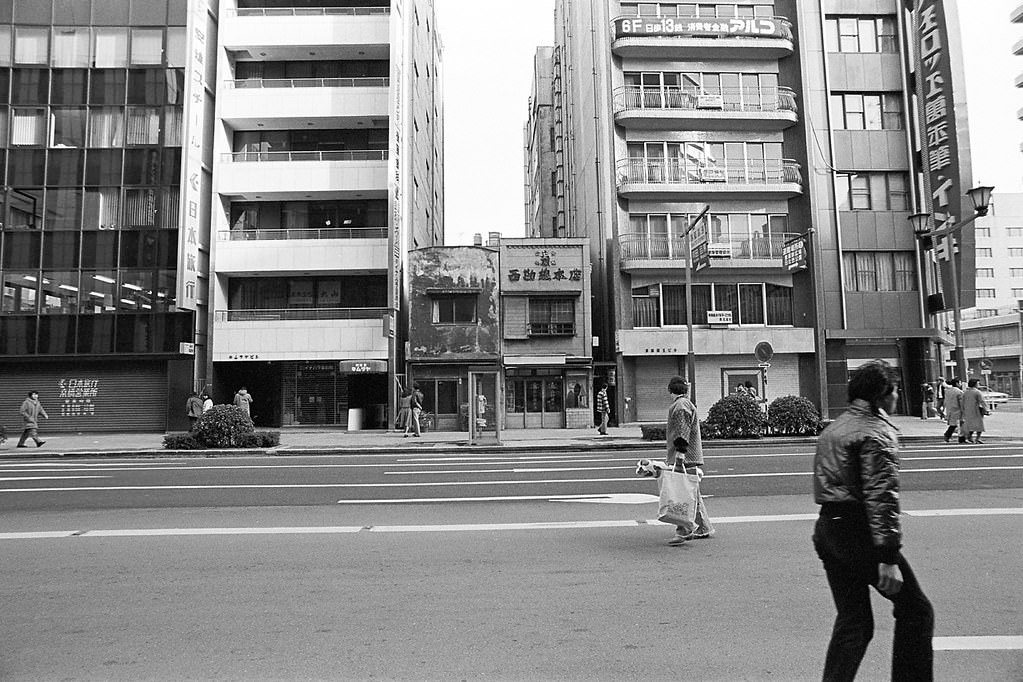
[664,376,715,546]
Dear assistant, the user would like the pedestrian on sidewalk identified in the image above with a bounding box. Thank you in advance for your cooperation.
[961,378,989,444]
[920,382,935,420]
[233,387,253,419]
[404,383,422,438]
[17,391,48,448]
[397,387,412,432]
[185,392,204,430]
[942,378,965,444]
[596,382,610,435]
[935,379,946,420]
[812,360,934,681]
[201,393,213,413]
[664,376,715,546]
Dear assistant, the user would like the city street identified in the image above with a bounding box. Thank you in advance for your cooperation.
[2,444,1022,680]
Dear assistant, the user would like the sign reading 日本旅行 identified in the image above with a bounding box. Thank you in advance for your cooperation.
[916,0,970,309]
[613,16,787,40]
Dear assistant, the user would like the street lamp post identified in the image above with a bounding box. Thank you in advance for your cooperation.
[910,184,995,383]
[683,205,711,405]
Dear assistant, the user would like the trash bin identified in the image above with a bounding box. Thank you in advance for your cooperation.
[347,408,363,432]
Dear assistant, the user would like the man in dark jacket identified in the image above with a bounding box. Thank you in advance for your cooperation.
[812,360,934,681]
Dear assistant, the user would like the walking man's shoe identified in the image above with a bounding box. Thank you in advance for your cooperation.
[667,533,687,546]
[36,440,45,447]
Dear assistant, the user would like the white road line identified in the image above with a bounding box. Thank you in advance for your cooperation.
[933,636,1023,650]
[0,476,110,482]
[904,508,1023,517]
[3,508,1021,541]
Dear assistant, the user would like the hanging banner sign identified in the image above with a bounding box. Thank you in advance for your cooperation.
[613,17,787,39]
[917,0,971,309]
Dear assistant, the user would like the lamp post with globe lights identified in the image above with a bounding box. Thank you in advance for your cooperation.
[909,184,995,383]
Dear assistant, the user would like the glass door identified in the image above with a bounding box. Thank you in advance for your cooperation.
[469,371,500,444]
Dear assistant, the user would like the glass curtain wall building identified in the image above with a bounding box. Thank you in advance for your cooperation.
[0,0,213,432]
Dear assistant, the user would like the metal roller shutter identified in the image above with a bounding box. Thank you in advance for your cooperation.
[0,362,168,433]
[635,357,680,422]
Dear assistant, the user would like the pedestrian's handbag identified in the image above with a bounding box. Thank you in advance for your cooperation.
[657,469,699,534]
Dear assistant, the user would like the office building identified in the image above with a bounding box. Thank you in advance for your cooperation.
[0,0,216,431]
[530,0,974,419]
[209,0,444,427]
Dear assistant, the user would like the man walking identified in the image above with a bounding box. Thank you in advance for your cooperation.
[595,383,610,435]
[664,376,715,546]
[17,391,48,448]
[813,360,934,681]
[185,392,204,430]
[942,377,965,444]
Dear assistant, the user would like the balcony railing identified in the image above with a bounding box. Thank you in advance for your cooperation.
[229,7,390,17]
[616,158,802,187]
[617,231,793,259]
[528,322,576,336]
[225,77,389,89]
[215,307,388,322]
[222,150,389,162]
[620,233,798,262]
[219,227,388,241]
[613,86,796,115]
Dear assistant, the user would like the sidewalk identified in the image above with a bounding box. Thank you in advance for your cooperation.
[2,411,1021,458]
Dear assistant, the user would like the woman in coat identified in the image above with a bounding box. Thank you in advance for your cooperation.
[942,378,964,444]
[961,378,989,444]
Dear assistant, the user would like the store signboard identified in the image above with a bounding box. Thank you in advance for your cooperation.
[613,16,786,39]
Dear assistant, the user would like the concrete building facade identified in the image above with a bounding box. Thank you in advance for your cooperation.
[530,0,973,420]
[208,0,443,428]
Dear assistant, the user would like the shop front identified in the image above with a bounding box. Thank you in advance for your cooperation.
[503,364,592,429]
[212,359,389,428]
[0,358,192,432]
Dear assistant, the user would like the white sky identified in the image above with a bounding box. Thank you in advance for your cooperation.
[433,0,1023,246]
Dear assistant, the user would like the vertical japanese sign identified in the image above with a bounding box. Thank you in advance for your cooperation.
[917,0,971,309]
[177,0,209,311]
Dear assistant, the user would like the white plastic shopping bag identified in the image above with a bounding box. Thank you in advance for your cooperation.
[657,469,699,534]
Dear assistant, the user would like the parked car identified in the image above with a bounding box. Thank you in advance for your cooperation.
[977,385,1009,407]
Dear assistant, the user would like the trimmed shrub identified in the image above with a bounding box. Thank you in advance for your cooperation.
[193,404,254,448]
[767,395,820,436]
[235,431,281,448]
[703,393,767,439]
[640,423,666,441]
[162,432,203,450]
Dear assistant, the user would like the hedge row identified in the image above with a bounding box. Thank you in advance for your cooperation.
[163,404,281,450]
[641,394,822,441]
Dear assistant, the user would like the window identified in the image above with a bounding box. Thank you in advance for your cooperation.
[975,227,990,238]
[835,172,909,211]
[1007,227,1023,237]
[841,252,917,292]
[1010,248,1023,257]
[976,289,996,298]
[658,283,792,326]
[52,28,91,67]
[433,295,477,324]
[1011,269,1023,277]
[976,309,998,318]
[831,93,903,130]
[14,27,49,64]
[976,248,992,257]
[976,268,995,278]
[825,16,897,53]
[528,298,575,335]
[1013,289,1023,298]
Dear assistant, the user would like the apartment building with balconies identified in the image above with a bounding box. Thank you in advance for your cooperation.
[524,47,561,239]
[0,0,216,432]
[533,0,961,420]
[209,0,443,428]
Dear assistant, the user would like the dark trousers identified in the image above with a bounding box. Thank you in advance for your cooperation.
[943,424,965,443]
[17,427,42,446]
[813,510,934,682]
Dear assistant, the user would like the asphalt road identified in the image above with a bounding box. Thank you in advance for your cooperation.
[1,441,1022,512]
[2,490,1022,681]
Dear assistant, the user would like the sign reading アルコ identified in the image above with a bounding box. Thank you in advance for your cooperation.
[613,16,788,39]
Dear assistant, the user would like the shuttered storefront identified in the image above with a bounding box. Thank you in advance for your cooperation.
[0,361,168,433]
[635,357,680,422]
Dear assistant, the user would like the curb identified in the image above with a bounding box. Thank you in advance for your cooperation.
[1,434,1014,459]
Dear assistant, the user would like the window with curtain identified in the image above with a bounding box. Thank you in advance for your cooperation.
[765,284,793,325]
[843,251,917,291]
[528,297,575,335]
[893,252,916,290]
[713,283,739,321]
[10,108,46,145]
[125,107,160,145]
[166,28,186,67]
[162,109,183,146]
[89,108,124,147]
[93,29,129,68]
[0,26,11,66]
[14,28,48,64]
[130,29,163,65]
[157,189,179,229]
[123,189,157,227]
[52,28,90,67]
[82,188,121,230]
[739,284,765,324]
